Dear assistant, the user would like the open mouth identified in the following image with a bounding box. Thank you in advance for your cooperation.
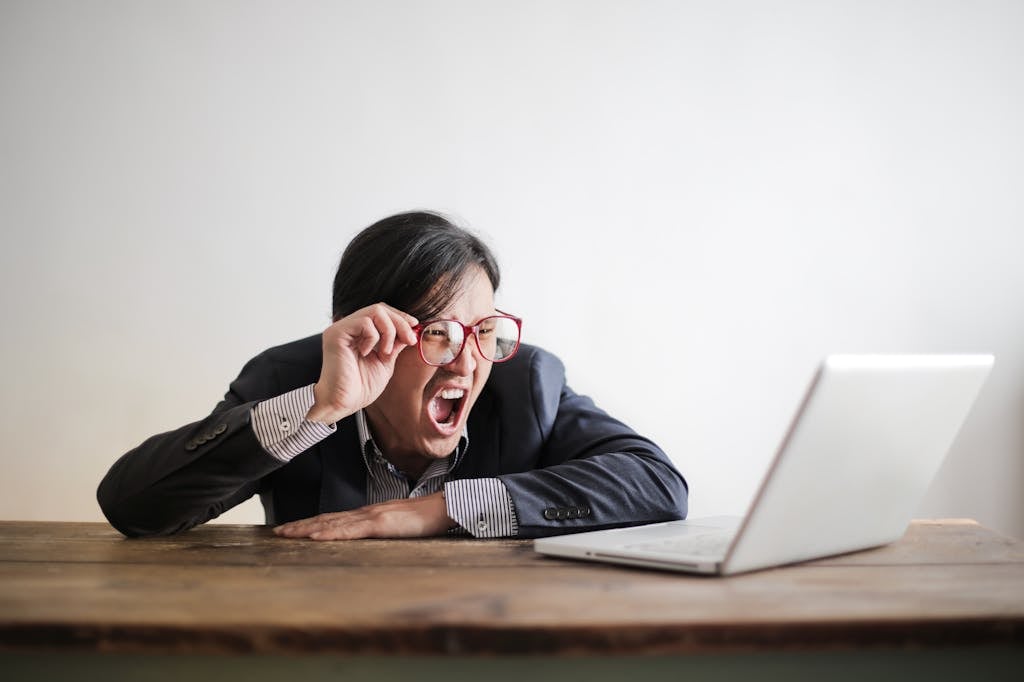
[428,387,467,431]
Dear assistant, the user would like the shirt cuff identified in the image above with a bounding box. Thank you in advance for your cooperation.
[444,478,519,538]
[250,384,336,462]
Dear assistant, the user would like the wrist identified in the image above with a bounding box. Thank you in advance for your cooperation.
[305,404,339,425]
[306,383,351,425]
[432,491,458,533]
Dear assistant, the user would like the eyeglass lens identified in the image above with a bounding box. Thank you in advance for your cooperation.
[419,317,519,366]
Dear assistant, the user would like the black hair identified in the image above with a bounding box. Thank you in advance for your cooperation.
[331,211,500,322]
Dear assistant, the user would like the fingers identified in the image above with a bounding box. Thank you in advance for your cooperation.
[274,510,380,541]
[341,303,418,359]
[373,311,397,356]
[312,304,420,424]
[385,305,419,348]
[274,511,357,539]
[355,315,383,357]
[375,304,419,348]
[311,519,375,541]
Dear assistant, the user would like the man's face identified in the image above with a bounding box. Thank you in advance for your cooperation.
[364,267,496,475]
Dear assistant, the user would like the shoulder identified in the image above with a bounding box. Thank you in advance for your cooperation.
[228,334,323,402]
[258,334,323,370]
[488,343,564,388]
[485,343,565,424]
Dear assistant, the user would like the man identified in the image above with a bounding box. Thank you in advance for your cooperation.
[98,211,688,539]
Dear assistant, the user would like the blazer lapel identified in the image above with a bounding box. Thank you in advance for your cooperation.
[318,417,368,513]
[458,389,502,479]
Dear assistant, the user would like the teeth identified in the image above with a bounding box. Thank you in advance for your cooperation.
[440,388,465,400]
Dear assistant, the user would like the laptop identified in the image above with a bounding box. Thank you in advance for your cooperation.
[534,354,994,575]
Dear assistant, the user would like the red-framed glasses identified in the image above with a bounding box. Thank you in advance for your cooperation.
[412,312,522,366]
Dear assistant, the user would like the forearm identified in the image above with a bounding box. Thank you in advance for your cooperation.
[97,403,282,537]
[504,356,689,538]
[498,450,688,539]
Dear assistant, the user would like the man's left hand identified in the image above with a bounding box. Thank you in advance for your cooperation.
[272,492,454,540]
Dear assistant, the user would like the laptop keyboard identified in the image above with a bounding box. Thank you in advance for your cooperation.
[622,531,735,558]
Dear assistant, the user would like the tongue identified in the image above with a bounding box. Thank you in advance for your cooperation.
[430,396,457,424]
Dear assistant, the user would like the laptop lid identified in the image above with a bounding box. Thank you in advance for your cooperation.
[722,354,994,574]
[534,354,993,576]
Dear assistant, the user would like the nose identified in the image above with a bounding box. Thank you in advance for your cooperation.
[446,336,480,376]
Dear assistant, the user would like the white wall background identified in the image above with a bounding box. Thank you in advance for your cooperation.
[2,0,1022,538]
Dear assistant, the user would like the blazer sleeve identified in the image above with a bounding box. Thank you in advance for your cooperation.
[96,352,288,537]
[496,350,689,538]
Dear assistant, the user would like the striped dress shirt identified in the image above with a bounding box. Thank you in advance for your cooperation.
[250,384,519,537]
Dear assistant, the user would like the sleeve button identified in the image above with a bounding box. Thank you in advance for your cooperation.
[543,508,558,520]
[214,423,227,435]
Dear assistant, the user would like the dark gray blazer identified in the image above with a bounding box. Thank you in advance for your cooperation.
[97,337,688,538]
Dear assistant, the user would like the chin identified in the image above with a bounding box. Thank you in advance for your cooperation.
[419,433,464,459]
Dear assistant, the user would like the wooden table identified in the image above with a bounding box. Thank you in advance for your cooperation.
[1,519,1023,680]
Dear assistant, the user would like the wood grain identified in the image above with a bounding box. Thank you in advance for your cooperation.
[1,520,1022,655]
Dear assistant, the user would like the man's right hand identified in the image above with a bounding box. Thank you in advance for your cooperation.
[305,303,419,425]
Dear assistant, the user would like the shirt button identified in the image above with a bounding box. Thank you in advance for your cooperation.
[278,418,291,432]
[477,520,489,532]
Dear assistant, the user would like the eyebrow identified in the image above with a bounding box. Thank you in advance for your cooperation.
[424,311,500,325]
